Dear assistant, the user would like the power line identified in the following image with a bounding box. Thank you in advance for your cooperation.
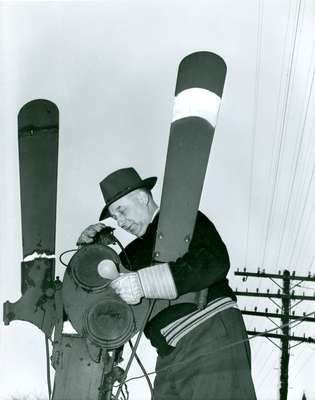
[244,0,264,269]
[286,44,315,268]
[255,347,278,390]
[274,52,315,270]
[291,347,315,380]
[261,0,303,270]
[258,1,293,272]
[288,160,315,267]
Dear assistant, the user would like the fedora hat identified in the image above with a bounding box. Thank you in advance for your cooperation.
[99,167,157,220]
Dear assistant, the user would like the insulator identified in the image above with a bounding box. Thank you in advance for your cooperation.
[278,270,281,274]
[254,306,257,312]
[265,308,268,313]
[258,268,260,273]
[262,269,265,274]
[256,288,259,293]
[276,309,279,313]
[308,272,311,277]
[292,311,295,315]
[303,312,306,316]
[267,289,270,293]
[277,289,280,294]
[292,271,296,276]
[244,267,247,272]
[237,268,239,272]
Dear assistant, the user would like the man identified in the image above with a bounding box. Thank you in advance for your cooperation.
[77,167,257,400]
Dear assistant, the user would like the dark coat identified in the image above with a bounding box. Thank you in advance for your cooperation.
[120,211,236,356]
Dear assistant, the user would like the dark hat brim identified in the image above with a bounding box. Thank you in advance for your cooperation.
[99,176,157,220]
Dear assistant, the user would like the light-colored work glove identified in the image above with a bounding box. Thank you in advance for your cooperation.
[110,273,144,305]
[76,222,107,245]
[110,263,178,305]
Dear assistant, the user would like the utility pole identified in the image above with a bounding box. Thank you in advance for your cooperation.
[234,269,315,400]
[280,270,290,400]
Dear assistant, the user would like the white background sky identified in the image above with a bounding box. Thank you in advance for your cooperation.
[1,1,315,399]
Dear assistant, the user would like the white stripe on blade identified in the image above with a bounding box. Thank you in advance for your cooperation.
[23,252,55,261]
[172,87,221,126]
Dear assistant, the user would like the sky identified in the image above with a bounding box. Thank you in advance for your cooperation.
[1,1,315,399]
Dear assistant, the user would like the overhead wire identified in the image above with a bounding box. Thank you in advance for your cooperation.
[270,44,315,373]
[290,337,311,365]
[242,0,265,332]
[290,113,315,268]
[285,42,315,269]
[274,32,314,271]
[258,0,293,274]
[255,345,279,389]
[242,1,296,348]
[244,0,264,270]
[288,301,315,385]
[261,0,303,271]
[291,347,315,380]
[294,181,315,270]
[255,358,280,392]
[259,0,294,270]
[308,250,315,270]
[244,313,267,365]
[264,373,281,400]
[250,311,284,384]
[288,159,315,267]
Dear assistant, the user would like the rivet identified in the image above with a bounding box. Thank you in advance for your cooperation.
[184,235,190,243]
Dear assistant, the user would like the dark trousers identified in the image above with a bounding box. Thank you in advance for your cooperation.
[153,308,257,400]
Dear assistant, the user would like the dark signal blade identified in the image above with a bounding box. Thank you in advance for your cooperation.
[154,52,227,262]
[3,99,59,337]
[18,99,59,258]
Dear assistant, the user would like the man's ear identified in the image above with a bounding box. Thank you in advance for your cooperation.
[137,189,149,205]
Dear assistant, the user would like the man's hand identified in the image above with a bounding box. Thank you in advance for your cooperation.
[110,273,144,305]
[76,222,107,246]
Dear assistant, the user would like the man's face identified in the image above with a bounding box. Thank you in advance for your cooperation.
[108,190,150,237]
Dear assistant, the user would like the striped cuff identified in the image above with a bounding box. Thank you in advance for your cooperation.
[138,263,178,300]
